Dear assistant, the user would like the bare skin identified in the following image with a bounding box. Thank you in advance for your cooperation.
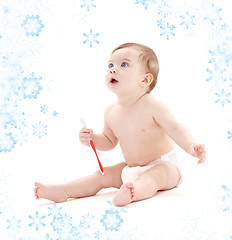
[34,46,206,206]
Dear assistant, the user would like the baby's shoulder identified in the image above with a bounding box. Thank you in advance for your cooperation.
[144,95,170,116]
[104,103,116,117]
[144,94,163,107]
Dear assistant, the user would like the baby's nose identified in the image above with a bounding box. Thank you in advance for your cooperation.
[110,67,116,74]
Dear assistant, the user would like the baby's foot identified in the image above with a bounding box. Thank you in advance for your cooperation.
[34,182,69,203]
[113,182,136,207]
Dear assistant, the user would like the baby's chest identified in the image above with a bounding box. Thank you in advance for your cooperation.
[109,112,157,139]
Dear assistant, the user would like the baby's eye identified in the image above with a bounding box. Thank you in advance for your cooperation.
[121,62,128,67]
[109,63,114,68]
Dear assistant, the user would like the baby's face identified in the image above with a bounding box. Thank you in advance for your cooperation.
[105,47,147,96]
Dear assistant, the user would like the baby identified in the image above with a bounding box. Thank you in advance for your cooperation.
[34,43,206,206]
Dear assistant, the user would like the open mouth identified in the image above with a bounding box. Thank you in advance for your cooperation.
[110,78,119,85]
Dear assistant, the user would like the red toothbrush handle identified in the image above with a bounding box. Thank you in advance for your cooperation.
[90,140,104,175]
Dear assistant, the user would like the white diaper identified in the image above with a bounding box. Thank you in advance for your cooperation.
[121,150,182,185]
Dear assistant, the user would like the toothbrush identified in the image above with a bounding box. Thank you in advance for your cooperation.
[80,118,104,175]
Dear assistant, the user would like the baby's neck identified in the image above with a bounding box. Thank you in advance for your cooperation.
[117,92,148,107]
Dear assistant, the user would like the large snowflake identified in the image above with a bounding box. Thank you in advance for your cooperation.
[100,209,123,231]
[33,122,47,139]
[28,211,46,231]
[21,15,44,37]
[83,29,99,47]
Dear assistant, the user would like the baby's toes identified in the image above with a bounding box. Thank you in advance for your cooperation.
[131,191,136,200]
[34,192,39,199]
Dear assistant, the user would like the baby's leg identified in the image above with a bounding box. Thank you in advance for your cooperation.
[34,162,126,203]
[113,162,180,206]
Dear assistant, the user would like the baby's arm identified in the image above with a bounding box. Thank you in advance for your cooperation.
[79,107,118,151]
[79,128,117,151]
[152,99,206,163]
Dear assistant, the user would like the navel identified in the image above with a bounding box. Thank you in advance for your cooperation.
[141,128,146,132]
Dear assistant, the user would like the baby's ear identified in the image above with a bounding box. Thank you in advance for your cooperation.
[140,73,153,87]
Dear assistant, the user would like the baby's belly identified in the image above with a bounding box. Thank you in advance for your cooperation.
[120,139,175,166]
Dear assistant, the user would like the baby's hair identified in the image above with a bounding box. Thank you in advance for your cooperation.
[112,43,159,93]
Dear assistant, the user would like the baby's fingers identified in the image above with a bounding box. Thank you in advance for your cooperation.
[79,128,93,146]
[194,144,206,164]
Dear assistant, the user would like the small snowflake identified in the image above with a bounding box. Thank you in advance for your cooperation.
[21,72,43,99]
[3,6,10,14]
[157,19,175,40]
[41,105,48,114]
[206,65,226,89]
[202,2,222,25]
[21,15,44,37]
[94,230,103,240]
[52,110,58,117]
[100,209,123,231]
[33,122,47,138]
[83,29,99,48]
[48,204,63,218]
[219,185,232,212]
[7,216,22,230]
[28,211,46,231]
[215,89,231,107]
[228,130,232,140]
[50,214,72,234]
[0,132,17,152]
[79,212,95,229]
[135,0,156,10]
[81,0,96,12]
[180,11,196,30]
[157,1,172,18]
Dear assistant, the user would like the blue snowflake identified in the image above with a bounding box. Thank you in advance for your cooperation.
[21,15,44,37]
[48,204,63,218]
[33,122,47,138]
[81,0,96,12]
[208,44,231,66]
[58,225,80,239]
[21,72,43,99]
[100,209,123,231]
[83,29,99,47]
[41,105,48,114]
[94,230,103,240]
[50,214,72,234]
[79,212,95,229]
[28,211,46,231]
[3,6,10,14]
[0,132,17,152]
[180,11,196,30]
[219,185,232,212]
[202,2,222,25]
[179,210,200,232]
[7,216,22,230]
[135,0,156,10]
[228,131,232,140]
[157,1,172,18]
[215,89,231,107]
[206,65,226,88]
[157,19,175,40]
[52,111,58,117]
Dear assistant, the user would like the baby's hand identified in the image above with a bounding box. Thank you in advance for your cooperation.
[191,144,206,164]
[79,128,93,146]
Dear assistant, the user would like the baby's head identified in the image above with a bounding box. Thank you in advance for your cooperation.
[112,43,159,93]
